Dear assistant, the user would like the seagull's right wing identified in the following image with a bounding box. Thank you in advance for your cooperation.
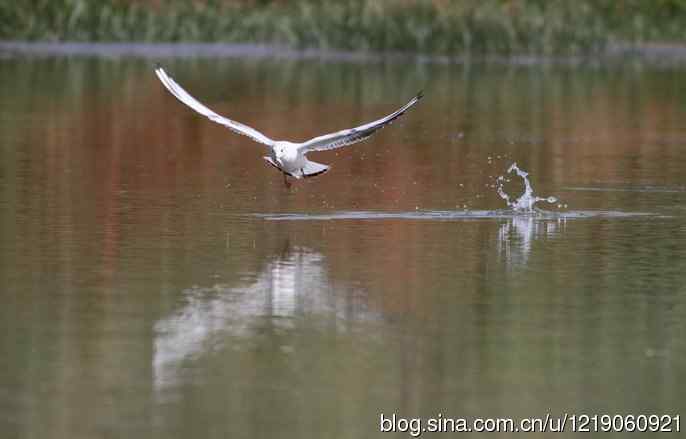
[298,92,423,152]
[155,67,274,147]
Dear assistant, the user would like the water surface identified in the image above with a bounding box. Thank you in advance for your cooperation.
[1,48,686,438]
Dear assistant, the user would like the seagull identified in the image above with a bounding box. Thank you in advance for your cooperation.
[155,67,423,187]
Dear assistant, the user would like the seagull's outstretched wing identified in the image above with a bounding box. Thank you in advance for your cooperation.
[299,92,423,152]
[155,67,274,147]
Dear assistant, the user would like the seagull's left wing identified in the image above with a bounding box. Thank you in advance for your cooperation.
[155,67,275,147]
[299,92,423,152]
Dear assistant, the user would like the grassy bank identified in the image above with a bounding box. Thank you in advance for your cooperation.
[3,1,686,55]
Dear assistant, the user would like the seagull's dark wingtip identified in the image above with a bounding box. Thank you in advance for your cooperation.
[416,90,425,100]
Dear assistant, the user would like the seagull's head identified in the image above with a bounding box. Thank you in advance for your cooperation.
[274,142,297,164]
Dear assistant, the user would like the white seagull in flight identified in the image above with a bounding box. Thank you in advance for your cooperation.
[155,67,423,187]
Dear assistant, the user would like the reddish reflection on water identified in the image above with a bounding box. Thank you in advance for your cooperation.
[1,54,686,439]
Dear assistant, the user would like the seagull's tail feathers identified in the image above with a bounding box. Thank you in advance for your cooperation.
[302,159,330,178]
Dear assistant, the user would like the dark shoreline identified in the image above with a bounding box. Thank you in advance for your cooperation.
[3,41,686,66]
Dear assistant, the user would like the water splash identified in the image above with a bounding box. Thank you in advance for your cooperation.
[496,163,559,212]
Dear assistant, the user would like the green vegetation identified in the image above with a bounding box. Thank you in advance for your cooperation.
[3,0,686,55]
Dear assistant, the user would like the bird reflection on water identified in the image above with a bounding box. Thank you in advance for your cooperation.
[153,243,375,391]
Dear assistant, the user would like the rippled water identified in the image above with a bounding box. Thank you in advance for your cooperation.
[1,47,686,438]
